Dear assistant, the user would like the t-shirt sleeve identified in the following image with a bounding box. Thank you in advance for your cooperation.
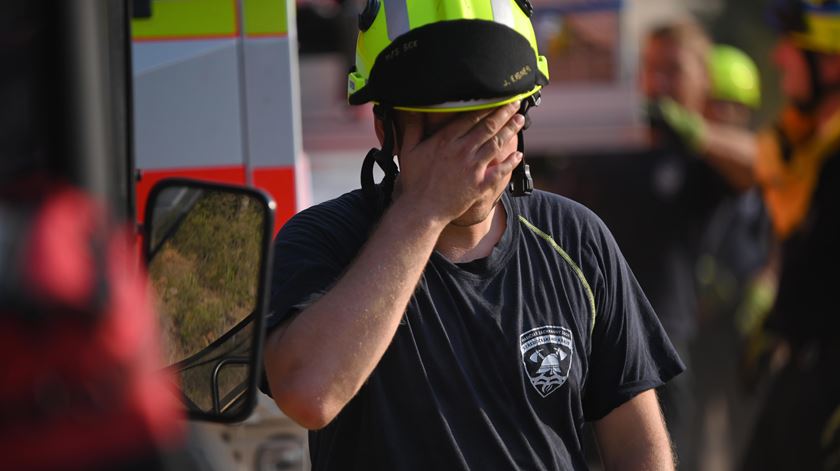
[265,193,373,330]
[265,221,341,330]
[582,215,686,421]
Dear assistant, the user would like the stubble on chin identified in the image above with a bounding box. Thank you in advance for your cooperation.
[449,193,504,227]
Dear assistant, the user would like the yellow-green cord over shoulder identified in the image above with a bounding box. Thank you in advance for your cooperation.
[518,215,596,333]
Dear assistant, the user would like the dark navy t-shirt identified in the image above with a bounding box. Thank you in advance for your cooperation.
[263,189,684,470]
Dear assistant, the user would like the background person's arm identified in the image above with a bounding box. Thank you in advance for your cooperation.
[651,98,758,191]
[698,120,758,191]
[594,389,675,471]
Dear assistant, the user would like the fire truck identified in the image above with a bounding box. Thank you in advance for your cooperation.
[131,0,308,233]
[130,1,310,469]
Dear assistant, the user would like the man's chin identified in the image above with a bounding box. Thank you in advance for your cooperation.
[450,213,490,227]
[450,197,503,227]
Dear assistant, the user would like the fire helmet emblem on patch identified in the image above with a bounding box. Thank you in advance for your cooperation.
[520,325,574,398]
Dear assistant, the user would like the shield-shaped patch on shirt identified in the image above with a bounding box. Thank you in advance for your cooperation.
[520,325,574,398]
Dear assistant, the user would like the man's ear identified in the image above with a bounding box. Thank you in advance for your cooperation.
[373,113,404,155]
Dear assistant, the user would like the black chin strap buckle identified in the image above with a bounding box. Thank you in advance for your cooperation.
[361,146,399,208]
[509,93,540,197]
[361,104,399,210]
[509,162,533,196]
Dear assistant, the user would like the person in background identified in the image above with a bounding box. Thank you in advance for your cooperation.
[632,19,761,470]
[690,44,772,470]
[742,1,840,469]
[643,21,759,192]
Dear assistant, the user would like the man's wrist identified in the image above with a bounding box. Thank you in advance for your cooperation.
[385,197,449,237]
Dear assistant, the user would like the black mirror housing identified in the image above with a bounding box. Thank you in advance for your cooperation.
[143,178,274,423]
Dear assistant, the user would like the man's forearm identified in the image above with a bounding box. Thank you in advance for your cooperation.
[594,389,675,471]
[264,197,446,429]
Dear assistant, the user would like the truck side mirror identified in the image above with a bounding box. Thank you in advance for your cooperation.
[143,178,274,422]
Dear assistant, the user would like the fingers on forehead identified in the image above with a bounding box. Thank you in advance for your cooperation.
[444,105,513,137]
[428,110,478,134]
[471,102,520,135]
[396,103,518,139]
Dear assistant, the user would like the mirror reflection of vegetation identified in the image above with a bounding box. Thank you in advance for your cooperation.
[148,188,263,371]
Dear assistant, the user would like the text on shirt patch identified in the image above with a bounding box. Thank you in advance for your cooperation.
[520,325,574,398]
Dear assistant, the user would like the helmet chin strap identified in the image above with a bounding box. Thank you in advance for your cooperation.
[362,105,399,211]
[509,93,540,197]
[509,129,533,196]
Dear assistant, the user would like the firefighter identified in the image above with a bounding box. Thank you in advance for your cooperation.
[262,1,685,469]
[691,44,771,470]
[637,20,763,470]
[642,20,759,192]
[742,0,840,469]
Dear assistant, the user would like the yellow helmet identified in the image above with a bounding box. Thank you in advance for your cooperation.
[709,45,761,108]
[770,0,840,54]
[347,0,550,112]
